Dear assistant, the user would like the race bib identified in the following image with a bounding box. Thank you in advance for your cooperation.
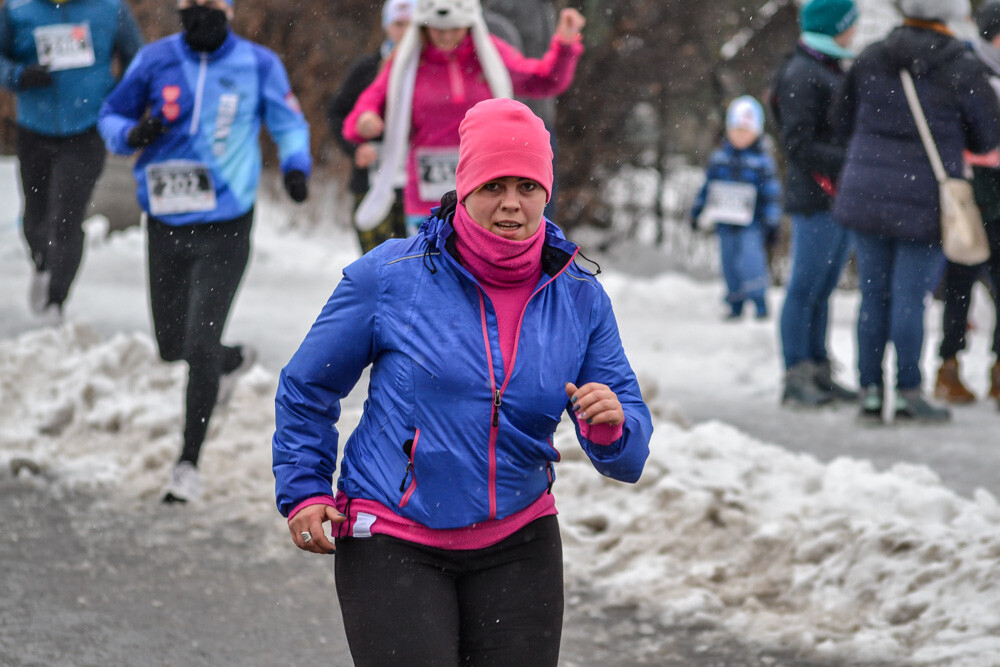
[700,181,758,228]
[368,142,409,190]
[145,161,217,216]
[416,147,459,202]
[34,24,95,72]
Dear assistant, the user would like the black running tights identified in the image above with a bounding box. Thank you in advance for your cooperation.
[146,212,251,465]
[17,126,106,307]
[334,515,564,667]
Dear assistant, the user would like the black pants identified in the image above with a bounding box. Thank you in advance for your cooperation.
[146,211,251,465]
[17,126,106,307]
[939,219,1000,359]
[353,189,406,254]
[334,515,564,667]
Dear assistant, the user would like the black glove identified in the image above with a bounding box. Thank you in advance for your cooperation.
[284,169,308,203]
[18,65,52,90]
[127,117,166,149]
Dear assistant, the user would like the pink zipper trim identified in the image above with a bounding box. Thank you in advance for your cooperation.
[477,290,499,518]
[475,247,579,519]
[399,428,421,507]
[447,55,465,104]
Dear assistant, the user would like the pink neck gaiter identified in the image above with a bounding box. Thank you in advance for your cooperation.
[453,203,544,372]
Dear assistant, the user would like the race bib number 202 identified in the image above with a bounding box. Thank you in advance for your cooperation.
[34,23,95,72]
[145,161,217,216]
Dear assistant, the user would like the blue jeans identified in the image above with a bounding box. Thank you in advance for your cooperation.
[853,233,942,390]
[779,211,851,369]
[717,224,769,315]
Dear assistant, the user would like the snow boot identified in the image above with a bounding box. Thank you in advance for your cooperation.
[781,361,832,408]
[857,385,884,424]
[894,388,951,424]
[989,360,1000,401]
[933,358,975,404]
[814,359,858,402]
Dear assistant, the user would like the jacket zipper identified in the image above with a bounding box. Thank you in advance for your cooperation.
[475,247,579,519]
[189,53,208,135]
[398,429,421,507]
[447,54,465,104]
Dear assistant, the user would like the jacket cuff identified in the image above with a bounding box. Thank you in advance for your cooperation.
[579,420,623,446]
[287,494,337,521]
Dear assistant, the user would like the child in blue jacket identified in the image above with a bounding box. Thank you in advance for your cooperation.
[691,95,782,319]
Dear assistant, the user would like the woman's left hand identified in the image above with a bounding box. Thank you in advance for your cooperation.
[565,382,623,425]
[555,8,586,43]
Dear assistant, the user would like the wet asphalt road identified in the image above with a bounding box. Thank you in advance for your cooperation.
[0,479,894,667]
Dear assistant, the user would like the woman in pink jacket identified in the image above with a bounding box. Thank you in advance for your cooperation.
[343,0,584,236]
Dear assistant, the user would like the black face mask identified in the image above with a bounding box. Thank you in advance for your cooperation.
[180,6,229,52]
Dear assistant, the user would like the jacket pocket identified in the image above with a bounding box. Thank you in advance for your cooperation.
[398,429,420,507]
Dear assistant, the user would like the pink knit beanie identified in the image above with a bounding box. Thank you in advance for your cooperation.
[455,98,554,203]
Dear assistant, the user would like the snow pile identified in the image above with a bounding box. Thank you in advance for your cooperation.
[3,323,1000,664]
[0,323,349,558]
[557,421,1000,665]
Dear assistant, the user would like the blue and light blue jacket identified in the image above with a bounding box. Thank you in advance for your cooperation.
[98,31,311,225]
[691,138,782,231]
[0,0,142,136]
[273,198,652,528]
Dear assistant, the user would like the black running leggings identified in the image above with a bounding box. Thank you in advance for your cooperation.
[146,212,251,465]
[334,515,564,666]
[17,126,106,307]
[939,218,1000,359]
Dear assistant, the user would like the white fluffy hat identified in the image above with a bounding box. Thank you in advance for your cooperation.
[415,0,482,29]
[895,0,970,22]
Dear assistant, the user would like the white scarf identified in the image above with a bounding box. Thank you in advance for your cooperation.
[355,13,513,230]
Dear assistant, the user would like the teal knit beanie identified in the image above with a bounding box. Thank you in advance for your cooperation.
[800,0,859,36]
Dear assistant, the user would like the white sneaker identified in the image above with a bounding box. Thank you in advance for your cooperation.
[37,303,64,327]
[29,270,50,314]
[217,344,258,407]
[162,461,202,503]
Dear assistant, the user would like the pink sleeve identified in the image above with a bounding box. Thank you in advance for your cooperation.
[578,420,624,446]
[342,61,391,144]
[287,495,337,521]
[494,34,583,99]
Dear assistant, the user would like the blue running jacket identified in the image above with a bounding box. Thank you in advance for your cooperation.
[0,0,142,136]
[273,201,653,528]
[98,31,311,225]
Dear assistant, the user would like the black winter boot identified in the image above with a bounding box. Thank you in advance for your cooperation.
[894,388,951,424]
[782,361,832,408]
[814,359,858,402]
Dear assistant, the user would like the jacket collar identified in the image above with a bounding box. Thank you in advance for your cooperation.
[423,191,579,278]
[177,30,237,62]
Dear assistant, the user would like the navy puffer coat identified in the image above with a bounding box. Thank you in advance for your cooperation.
[832,26,1000,242]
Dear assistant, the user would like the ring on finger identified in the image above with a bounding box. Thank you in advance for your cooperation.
[301,531,312,543]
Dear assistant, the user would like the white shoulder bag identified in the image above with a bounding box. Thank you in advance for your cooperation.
[899,68,990,265]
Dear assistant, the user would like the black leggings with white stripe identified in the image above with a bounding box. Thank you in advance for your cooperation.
[334,515,564,666]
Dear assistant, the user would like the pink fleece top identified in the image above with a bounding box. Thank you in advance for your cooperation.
[289,205,623,549]
[343,34,583,217]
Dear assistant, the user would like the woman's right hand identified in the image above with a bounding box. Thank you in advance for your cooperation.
[355,111,385,140]
[555,8,586,43]
[287,503,346,554]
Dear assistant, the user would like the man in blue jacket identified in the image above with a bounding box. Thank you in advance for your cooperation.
[0,0,143,322]
[99,0,312,503]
